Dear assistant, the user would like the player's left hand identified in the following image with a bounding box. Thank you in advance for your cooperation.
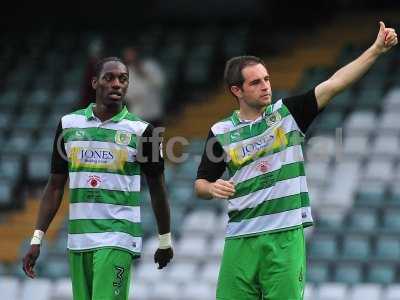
[154,247,173,269]
[373,21,398,54]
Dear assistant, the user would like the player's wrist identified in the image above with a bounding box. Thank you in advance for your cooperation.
[158,232,172,249]
[30,229,45,245]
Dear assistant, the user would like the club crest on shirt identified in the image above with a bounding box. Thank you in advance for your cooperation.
[115,130,132,146]
[266,111,282,127]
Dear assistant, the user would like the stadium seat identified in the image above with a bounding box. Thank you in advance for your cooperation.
[304,161,330,186]
[356,88,383,111]
[371,135,399,158]
[362,159,394,182]
[383,88,400,111]
[317,283,347,300]
[382,209,400,233]
[0,276,20,299]
[378,112,400,133]
[341,235,371,260]
[349,284,382,300]
[165,261,198,283]
[342,135,370,158]
[53,278,73,300]
[176,236,207,260]
[344,111,377,134]
[128,281,149,300]
[383,284,400,300]
[309,235,338,260]
[334,263,363,284]
[40,257,69,279]
[182,210,217,235]
[0,179,13,206]
[179,281,215,300]
[168,184,194,206]
[150,281,180,300]
[199,260,221,285]
[388,184,400,207]
[347,209,378,232]
[209,237,224,259]
[316,208,345,232]
[367,263,396,284]
[27,153,51,182]
[135,261,166,284]
[374,237,400,261]
[304,283,315,300]
[0,155,23,181]
[21,279,52,300]
[140,236,161,261]
[3,131,33,154]
[356,181,386,207]
[305,136,335,163]
[307,262,330,284]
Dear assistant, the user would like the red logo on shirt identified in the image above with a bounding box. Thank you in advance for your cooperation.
[256,161,270,173]
[87,175,102,187]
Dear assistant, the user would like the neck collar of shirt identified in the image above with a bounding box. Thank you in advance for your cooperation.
[84,103,129,122]
[231,104,273,126]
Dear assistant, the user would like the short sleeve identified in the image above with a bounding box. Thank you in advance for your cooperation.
[51,121,69,174]
[282,88,319,133]
[137,124,165,176]
[196,130,227,182]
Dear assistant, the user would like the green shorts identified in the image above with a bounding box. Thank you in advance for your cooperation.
[216,227,306,300]
[69,248,133,300]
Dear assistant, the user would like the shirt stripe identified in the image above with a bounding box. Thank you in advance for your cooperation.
[228,176,308,211]
[69,172,140,192]
[226,207,304,237]
[69,188,140,206]
[69,203,140,223]
[68,232,142,253]
[232,162,305,199]
[69,219,142,236]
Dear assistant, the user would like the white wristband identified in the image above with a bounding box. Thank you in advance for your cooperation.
[30,230,45,245]
[158,233,172,249]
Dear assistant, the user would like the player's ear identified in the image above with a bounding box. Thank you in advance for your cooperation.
[230,85,242,98]
[91,77,98,90]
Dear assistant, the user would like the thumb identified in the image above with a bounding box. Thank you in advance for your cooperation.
[379,21,386,34]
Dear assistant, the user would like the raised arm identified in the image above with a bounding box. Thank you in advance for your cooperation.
[315,21,398,109]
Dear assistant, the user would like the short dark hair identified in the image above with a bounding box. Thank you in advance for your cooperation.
[94,57,127,78]
[224,55,266,89]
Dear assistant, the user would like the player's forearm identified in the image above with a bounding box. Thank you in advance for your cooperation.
[147,174,171,235]
[194,179,213,200]
[316,45,380,109]
[35,174,67,232]
[330,45,380,92]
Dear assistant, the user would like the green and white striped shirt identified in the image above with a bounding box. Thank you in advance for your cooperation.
[53,103,163,256]
[197,90,319,239]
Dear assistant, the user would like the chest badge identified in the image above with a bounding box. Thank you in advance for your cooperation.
[115,131,132,146]
[266,111,282,127]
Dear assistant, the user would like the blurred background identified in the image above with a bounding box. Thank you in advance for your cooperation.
[1,0,400,299]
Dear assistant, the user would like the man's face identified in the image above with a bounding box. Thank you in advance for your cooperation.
[92,61,129,106]
[232,63,272,109]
